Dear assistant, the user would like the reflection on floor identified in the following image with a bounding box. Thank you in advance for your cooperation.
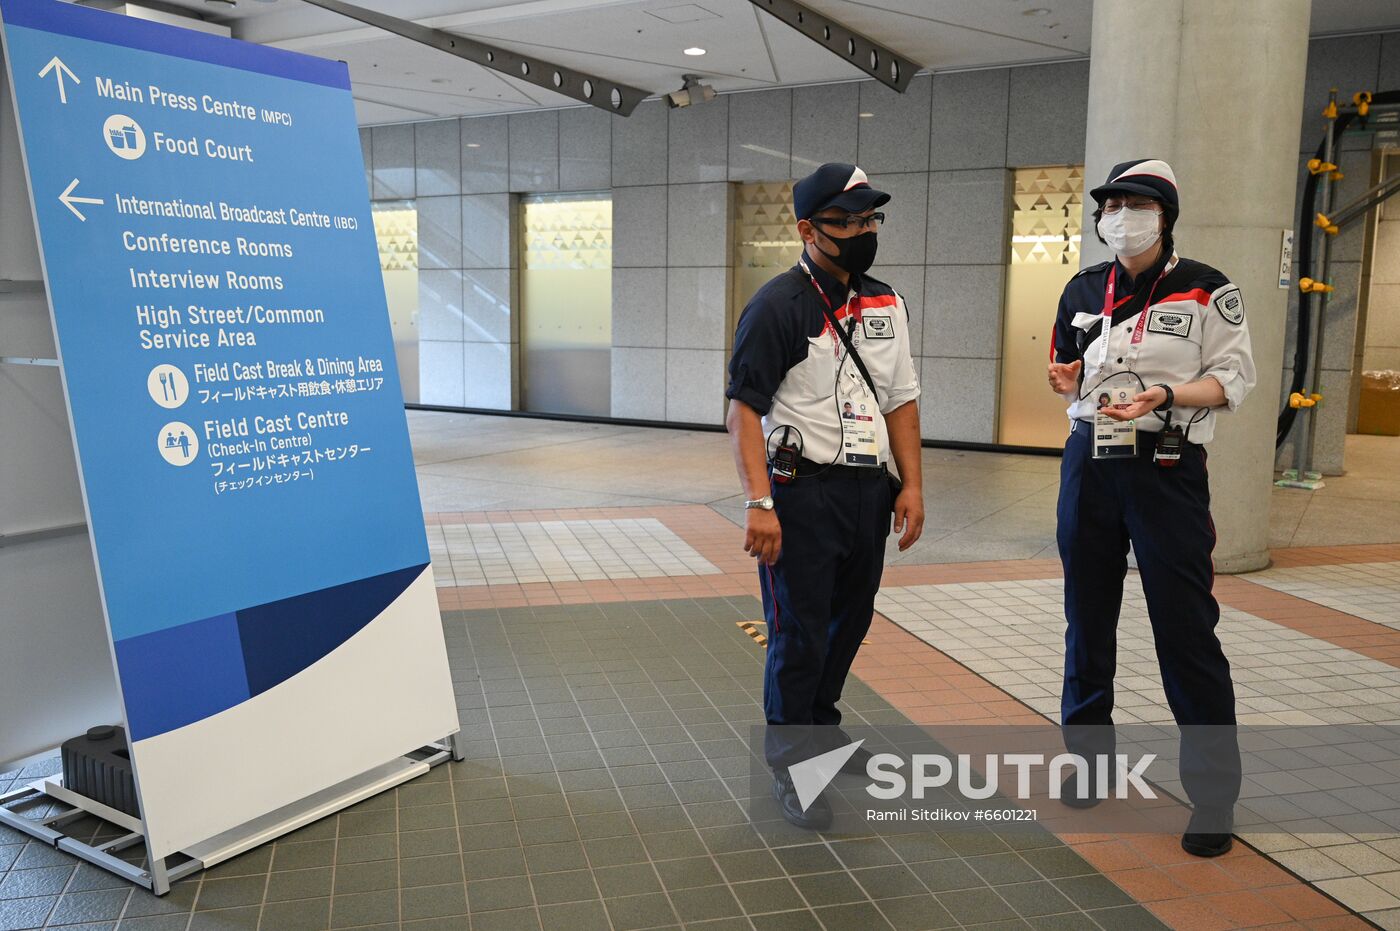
[2,413,1398,930]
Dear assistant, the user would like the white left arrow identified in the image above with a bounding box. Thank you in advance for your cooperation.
[59,179,103,221]
[37,56,79,104]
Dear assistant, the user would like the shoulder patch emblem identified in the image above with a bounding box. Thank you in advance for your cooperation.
[1214,288,1244,325]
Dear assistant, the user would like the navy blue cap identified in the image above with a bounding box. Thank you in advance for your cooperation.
[793,163,890,220]
[1090,159,1179,209]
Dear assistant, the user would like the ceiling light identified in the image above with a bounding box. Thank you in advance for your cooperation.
[1023,7,1051,14]
[465,143,481,148]
[683,47,706,56]
[859,112,874,118]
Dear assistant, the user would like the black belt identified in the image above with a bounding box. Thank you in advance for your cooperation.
[794,457,888,479]
[1071,419,1200,452]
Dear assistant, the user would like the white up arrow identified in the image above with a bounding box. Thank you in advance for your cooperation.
[59,179,103,221]
[37,56,79,104]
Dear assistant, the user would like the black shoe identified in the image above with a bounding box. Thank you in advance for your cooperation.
[840,745,873,776]
[1182,807,1233,857]
[772,771,832,831]
[1058,770,1117,809]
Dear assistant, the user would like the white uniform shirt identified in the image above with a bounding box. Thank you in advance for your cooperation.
[726,265,920,467]
[1056,254,1256,444]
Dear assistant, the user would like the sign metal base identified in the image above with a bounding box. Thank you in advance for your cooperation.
[0,732,464,894]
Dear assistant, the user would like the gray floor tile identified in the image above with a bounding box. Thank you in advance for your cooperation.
[1053,873,1134,910]
[194,876,265,911]
[467,875,534,913]
[539,898,610,931]
[603,892,678,931]
[730,877,806,915]
[653,856,722,891]
[269,841,335,872]
[529,868,599,905]
[258,896,330,930]
[0,866,72,899]
[875,893,960,930]
[188,905,260,930]
[329,889,399,928]
[470,906,543,931]
[332,861,397,896]
[812,901,895,930]
[401,882,467,921]
[263,867,331,903]
[668,883,744,922]
[0,894,55,931]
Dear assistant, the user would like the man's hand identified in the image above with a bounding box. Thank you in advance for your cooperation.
[745,508,782,565]
[1047,359,1082,394]
[1099,385,1168,422]
[893,487,925,552]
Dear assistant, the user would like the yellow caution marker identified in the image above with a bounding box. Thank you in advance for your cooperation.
[1289,392,1321,409]
[737,620,768,647]
[1307,159,1338,175]
[1323,99,1338,119]
[1330,170,1345,181]
[1355,91,1372,116]
[1298,277,1334,294]
[1313,213,1339,235]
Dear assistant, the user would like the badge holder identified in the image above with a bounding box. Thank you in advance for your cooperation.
[1091,379,1140,460]
[838,370,881,467]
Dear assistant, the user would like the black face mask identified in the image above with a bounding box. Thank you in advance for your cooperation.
[814,228,879,275]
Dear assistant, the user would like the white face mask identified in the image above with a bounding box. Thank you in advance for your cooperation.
[1097,206,1162,258]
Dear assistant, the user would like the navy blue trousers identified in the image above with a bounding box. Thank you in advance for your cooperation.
[1058,424,1239,811]
[760,467,891,771]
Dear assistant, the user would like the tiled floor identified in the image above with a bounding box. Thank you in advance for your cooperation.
[3,413,1400,930]
[427,520,720,588]
[1245,563,1400,629]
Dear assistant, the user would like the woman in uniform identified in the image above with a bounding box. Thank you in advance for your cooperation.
[1046,159,1256,858]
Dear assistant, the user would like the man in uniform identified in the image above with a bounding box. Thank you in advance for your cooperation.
[725,163,925,830]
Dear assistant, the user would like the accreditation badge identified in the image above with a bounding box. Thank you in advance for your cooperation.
[1091,380,1138,460]
[837,369,881,467]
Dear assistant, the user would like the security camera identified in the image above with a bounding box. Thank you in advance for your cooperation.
[666,74,716,109]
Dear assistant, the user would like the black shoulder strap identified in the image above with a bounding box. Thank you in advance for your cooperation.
[816,301,880,405]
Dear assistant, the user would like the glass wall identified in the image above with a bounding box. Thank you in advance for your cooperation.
[372,202,419,403]
[998,166,1084,448]
[732,181,803,345]
[519,193,613,417]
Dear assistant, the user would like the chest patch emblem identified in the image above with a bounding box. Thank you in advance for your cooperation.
[862,315,894,339]
[1214,288,1244,325]
[1146,309,1192,338]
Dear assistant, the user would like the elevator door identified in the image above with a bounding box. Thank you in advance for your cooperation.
[372,202,419,403]
[998,166,1085,448]
[732,181,803,347]
[520,193,613,416]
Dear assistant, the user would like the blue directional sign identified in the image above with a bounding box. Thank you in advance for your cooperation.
[0,0,453,772]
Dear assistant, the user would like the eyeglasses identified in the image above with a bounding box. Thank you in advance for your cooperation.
[1100,201,1161,215]
[811,212,885,232]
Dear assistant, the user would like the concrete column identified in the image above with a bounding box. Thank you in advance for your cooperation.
[1081,0,1312,573]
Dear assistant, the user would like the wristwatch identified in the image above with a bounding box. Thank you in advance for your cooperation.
[1153,384,1175,411]
[745,496,775,511]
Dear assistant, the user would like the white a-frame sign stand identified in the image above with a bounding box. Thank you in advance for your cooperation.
[0,0,461,894]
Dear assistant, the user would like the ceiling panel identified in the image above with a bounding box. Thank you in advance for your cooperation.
[114,0,1400,125]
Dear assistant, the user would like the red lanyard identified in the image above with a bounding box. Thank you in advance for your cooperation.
[798,257,859,355]
[1099,259,1171,372]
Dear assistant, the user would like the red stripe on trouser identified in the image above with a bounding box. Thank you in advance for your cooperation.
[765,563,780,634]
